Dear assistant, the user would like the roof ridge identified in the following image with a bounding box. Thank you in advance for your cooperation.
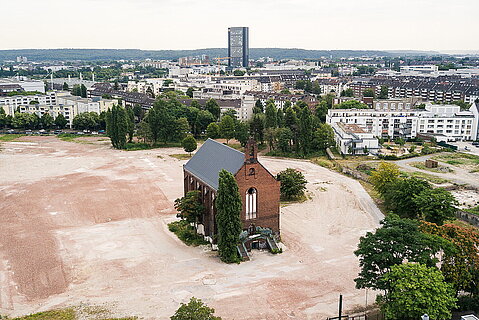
[206,138,244,156]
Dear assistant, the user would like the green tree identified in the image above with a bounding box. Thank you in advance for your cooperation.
[137,119,151,143]
[174,191,204,226]
[264,127,277,151]
[312,123,335,151]
[205,99,220,120]
[186,87,195,98]
[40,113,54,129]
[249,114,265,144]
[379,86,389,99]
[80,84,87,98]
[72,84,82,96]
[170,297,222,320]
[381,263,457,320]
[72,112,99,130]
[219,115,235,144]
[174,117,191,142]
[206,122,220,139]
[62,82,69,91]
[414,188,458,225]
[276,168,307,201]
[182,135,197,155]
[382,177,432,219]
[106,105,128,149]
[298,106,313,155]
[315,101,329,122]
[253,100,264,114]
[362,88,375,98]
[277,127,293,153]
[340,88,354,97]
[354,215,446,291]
[369,162,400,194]
[126,107,135,143]
[194,110,215,136]
[148,102,175,143]
[234,121,249,147]
[54,114,68,129]
[264,102,277,128]
[215,169,242,263]
[334,100,369,109]
[276,108,285,127]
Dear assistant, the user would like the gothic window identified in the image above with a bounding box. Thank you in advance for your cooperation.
[246,187,257,220]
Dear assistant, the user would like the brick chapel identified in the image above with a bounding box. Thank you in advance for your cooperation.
[183,138,280,242]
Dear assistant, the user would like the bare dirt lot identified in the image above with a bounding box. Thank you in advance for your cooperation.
[0,136,382,320]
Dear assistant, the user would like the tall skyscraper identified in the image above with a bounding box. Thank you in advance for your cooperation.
[228,27,249,68]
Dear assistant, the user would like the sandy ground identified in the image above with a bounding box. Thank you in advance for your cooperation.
[0,136,382,320]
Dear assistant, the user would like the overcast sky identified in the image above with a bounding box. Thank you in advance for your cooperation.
[2,0,479,51]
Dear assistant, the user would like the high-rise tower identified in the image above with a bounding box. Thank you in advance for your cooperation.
[228,27,249,68]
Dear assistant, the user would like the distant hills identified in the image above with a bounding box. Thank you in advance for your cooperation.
[0,48,446,62]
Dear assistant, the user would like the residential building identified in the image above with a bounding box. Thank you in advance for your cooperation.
[0,77,45,95]
[332,122,380,155]
[0,92,57,115]
[327,102,479,141]
[228,27,249,68]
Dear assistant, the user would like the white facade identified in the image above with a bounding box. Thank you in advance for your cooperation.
[332,122,379,155]
[0,77,45,93]
[0,92,57,115]
[327,102,478,142]
[16,104,75,127]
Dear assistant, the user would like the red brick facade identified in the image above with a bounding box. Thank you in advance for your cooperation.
[183,139,280,240]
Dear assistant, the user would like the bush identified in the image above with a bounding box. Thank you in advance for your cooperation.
[277,168,307,201]
[168,220,209,246]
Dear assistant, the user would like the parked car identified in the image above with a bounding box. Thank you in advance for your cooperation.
[25,130,33,134]
[98,130,106,134]
[76,132,84,135]
[53,130,62,134]
[472,141,479,146]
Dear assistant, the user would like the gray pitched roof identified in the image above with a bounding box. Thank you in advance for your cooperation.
[184,139,245,190]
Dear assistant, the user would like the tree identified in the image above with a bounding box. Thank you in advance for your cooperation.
[381,263,457,320]
[206,123,220,139]
[54,114,68,129]
[277,127,293,153]
[276,168,307,201]
[62,82,69,91]
[379,86,389,99]
[219,115,235,144]
[264,103,277,128]
[362,88,375,98]
[205,99,220,120]
[194,110,215,136]
[106,105,128,149]
[72,112,99,130]
[174,191,204,227]
[72,84,82,96]
[264,127,277,151]
[340,88,354,97]
[234,121,249,147]
[170,297,222,320]
[312,123,335,151]
[276,108,285,127]
[137,119,151,143]
[40,113,54,129]
[215,169,242,263]
[382,177,432,219]
[414,188,458,225]
[253,100,264,114]
[298,106,313,155]
[354,215,446,292]
[315,101,328,122]
[420,222,479,294]
[80,84,87,98]
[174,117,191,142]
[369,162,400,194]
[182,135,197,155]
[249,114,265,144]
[126,107,135,143]
[186,87,195,98]
[148,102,175,143]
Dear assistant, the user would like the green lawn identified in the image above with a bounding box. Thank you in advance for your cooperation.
[168,220,209,246]
[7,307,138,320]
[0,134,25,142]
[402,171,450,184]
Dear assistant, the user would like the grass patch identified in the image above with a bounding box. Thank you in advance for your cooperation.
[280,192,310,205]
[409,161,454,173]
[311,157,335,169]
[124,141,183,151]
[402,171,450,184]
[432,152,479,170]
[57,133,79,142]
[168,220,209,246]
[10,308,76,320]
[169,153,192,160]
[0,134,25,142]
[465,206,479,216]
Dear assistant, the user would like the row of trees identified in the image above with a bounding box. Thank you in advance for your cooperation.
[0,108,69,129]
[251,99,335,156]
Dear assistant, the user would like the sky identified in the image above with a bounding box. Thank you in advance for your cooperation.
[2,0,479,51]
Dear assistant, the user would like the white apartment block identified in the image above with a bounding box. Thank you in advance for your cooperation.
[0,92,57,115]
[17,104,75,127]
[0,77,45,93]
[332,122,380,155]
[327,102,479,142]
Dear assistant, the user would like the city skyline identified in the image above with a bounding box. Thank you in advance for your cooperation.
[2,0,479,51]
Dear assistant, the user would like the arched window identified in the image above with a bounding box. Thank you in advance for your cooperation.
[246,187,257,220]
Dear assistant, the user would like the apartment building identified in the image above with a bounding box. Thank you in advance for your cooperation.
[0,91,57,115]
[332,122,380,155]
[0,77,45,95]
[16,104,75,127]
[243,91,318,110]
[327,102,479,142]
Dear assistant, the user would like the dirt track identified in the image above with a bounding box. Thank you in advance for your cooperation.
[0,136,382,319]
